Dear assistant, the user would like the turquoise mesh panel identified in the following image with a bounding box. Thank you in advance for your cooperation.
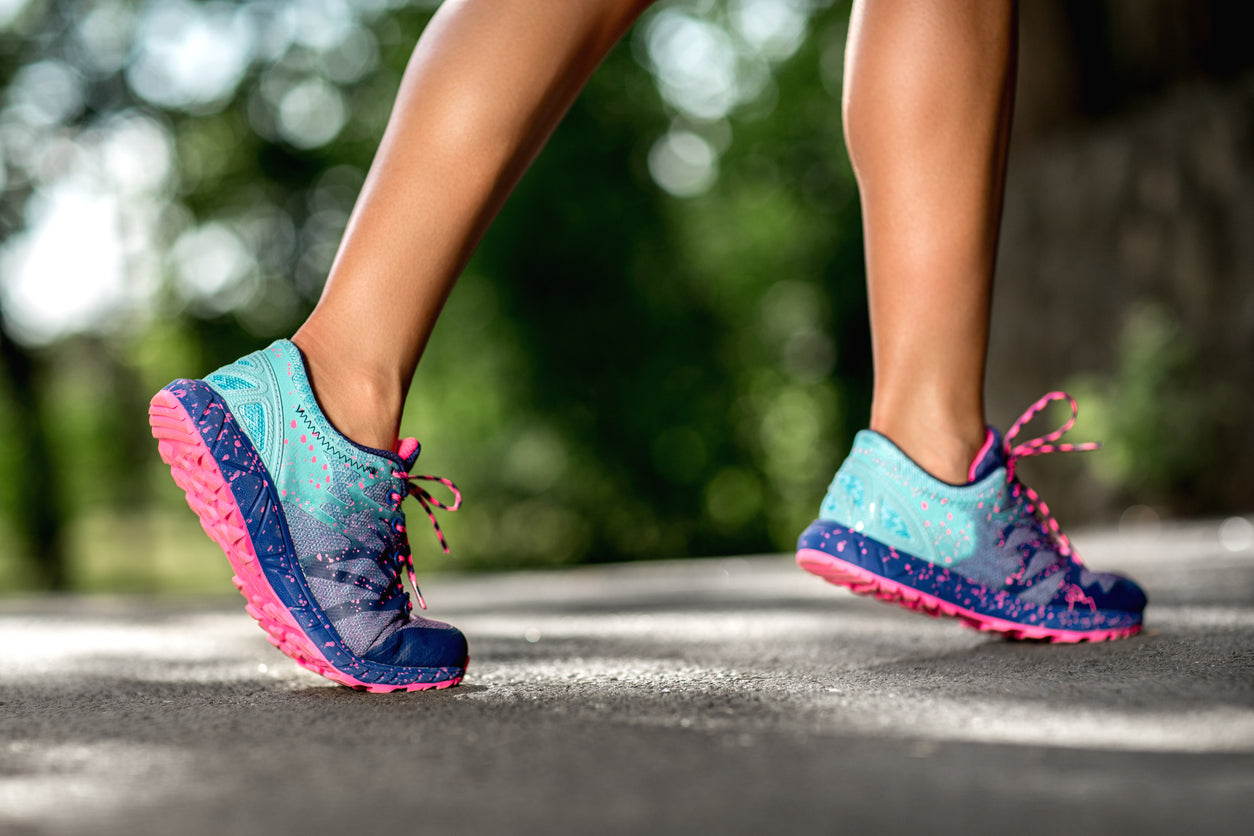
[880,505,911,541]
[838,473,865,508]
[209,373,251,391]
[237,401,266,450]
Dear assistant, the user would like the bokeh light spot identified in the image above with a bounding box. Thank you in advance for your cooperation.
[276,76,346,148]
[126,0,252,112]
[648,129,718,197]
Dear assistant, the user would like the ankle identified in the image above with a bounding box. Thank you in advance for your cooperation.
[869,412,987,485]
[291,330,405,451]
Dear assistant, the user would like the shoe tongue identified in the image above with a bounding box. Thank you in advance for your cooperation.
[967,427,1005,483]
[396,437,422,469]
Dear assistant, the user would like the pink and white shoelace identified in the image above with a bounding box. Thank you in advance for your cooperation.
[390,437,462,611]
[1002,391,1100,558]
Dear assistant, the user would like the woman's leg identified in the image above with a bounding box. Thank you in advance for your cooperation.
[151,0,654,691]
[798,0,1145,643]
[293,0,652,450]
[843,0,1018,483]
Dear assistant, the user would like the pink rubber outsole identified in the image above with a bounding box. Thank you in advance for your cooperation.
[148,389,463,692]
[796,548,1141,643]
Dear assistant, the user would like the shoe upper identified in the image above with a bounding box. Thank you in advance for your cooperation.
[818,400,1146,616]
[205,340,466,668]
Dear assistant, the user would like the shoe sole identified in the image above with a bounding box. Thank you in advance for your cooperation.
[149,388,464,692]
[797,546,1142,643]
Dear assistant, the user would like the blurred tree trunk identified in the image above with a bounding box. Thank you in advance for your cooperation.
[987,0,1254,522]
[0,323,67,590]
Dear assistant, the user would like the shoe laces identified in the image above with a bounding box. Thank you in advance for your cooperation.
[385,442,462,611]
[1002,391,1099,558]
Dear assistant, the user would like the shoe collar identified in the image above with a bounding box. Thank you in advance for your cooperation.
[967,427,1005,483]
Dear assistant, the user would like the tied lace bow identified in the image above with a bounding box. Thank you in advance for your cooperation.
[1001,391,1099,558]
[390,440,461,610]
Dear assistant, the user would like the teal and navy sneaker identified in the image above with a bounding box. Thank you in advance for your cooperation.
[148,340,467,691]
[797,392,1145,642]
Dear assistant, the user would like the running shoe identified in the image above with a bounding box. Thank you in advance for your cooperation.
[148,339,468,690]
[796,392,1145,642]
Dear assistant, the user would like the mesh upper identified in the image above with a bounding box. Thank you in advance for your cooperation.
[818,429,1143,612]
[206,340,437,658]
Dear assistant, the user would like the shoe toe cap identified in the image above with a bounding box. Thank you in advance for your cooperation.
[1079,570,1148,615]
[1105,574,1148,614]
[363,617,468,669]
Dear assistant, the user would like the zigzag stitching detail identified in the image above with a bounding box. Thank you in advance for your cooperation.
[292,403,380,478]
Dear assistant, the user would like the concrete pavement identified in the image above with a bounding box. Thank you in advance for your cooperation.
[1,520,1251,835]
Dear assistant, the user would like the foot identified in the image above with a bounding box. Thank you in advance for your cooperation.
[148,339,467,691]
[796,392,1146,642]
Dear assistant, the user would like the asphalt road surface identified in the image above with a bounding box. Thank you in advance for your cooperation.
[2,520,1252,835]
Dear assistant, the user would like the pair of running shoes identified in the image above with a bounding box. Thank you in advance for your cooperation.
[149,340,1146,692]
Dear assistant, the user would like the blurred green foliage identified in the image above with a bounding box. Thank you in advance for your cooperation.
[7,1,1244,593]
[0,0,869,591]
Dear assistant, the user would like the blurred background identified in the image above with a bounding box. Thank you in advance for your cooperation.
[0,0,1251,594]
